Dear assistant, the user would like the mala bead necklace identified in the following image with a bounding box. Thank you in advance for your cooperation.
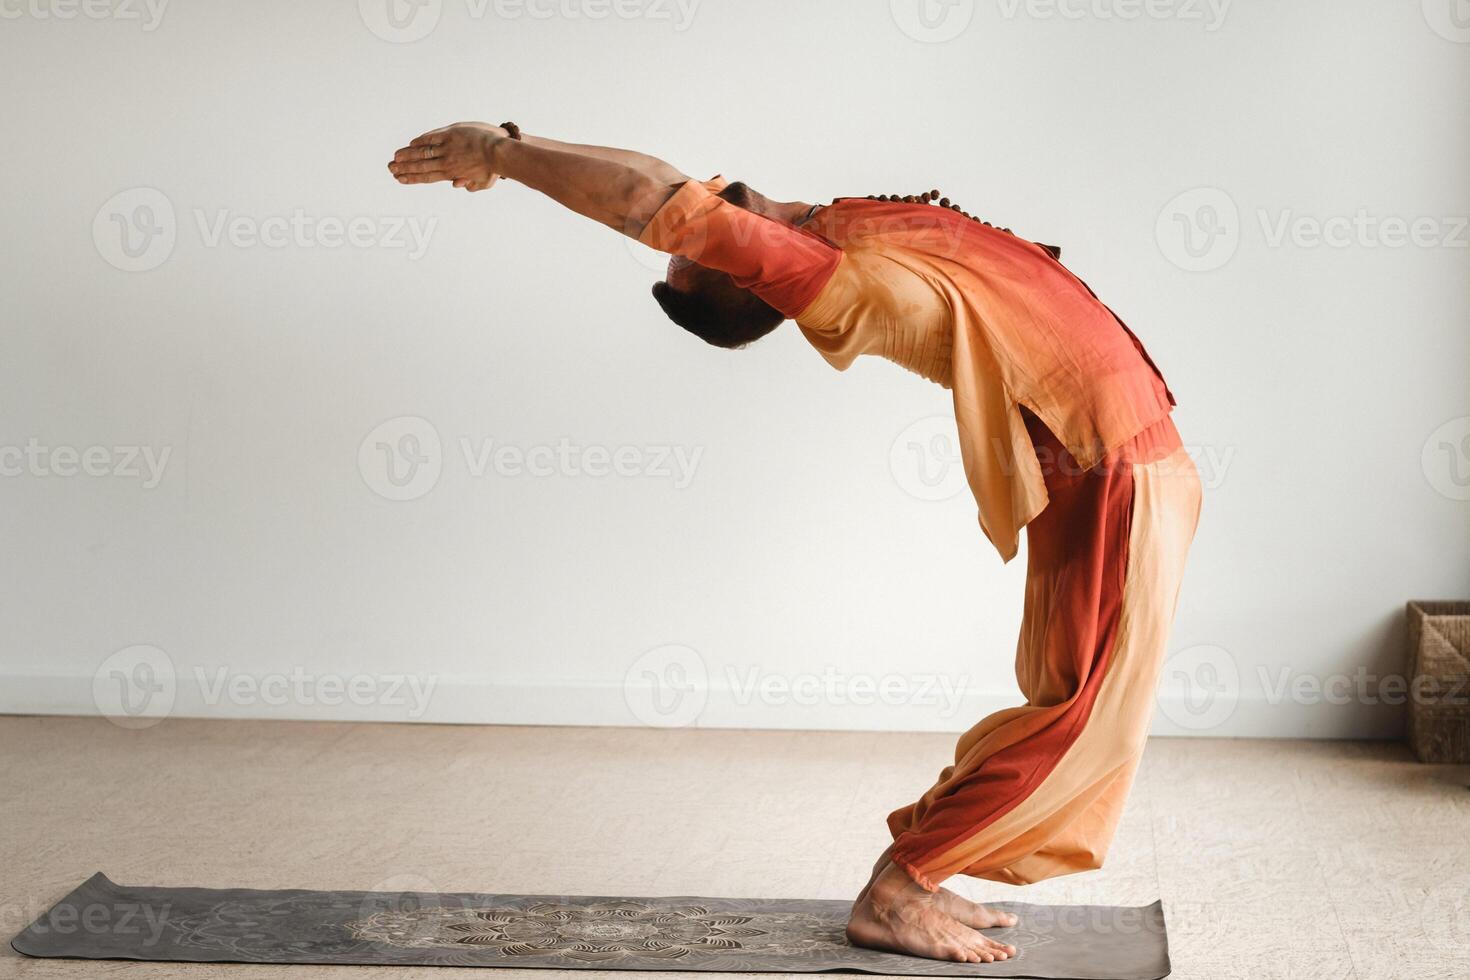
[853,189,1061,259]
[859,188,1013,234]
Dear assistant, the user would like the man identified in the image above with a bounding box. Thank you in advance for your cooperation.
[388,122,1201,965]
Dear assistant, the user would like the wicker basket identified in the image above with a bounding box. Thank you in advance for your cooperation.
[1406,601,1470,763]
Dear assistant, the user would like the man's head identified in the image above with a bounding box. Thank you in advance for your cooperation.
[651,182,802,350]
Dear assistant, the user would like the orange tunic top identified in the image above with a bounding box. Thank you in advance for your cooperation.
[640,179,1176,562]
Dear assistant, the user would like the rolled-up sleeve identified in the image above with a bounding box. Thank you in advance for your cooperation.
[639,179,842,319]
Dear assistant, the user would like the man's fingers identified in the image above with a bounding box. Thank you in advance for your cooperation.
[390,158,451,176]
[393,144,443,164]
[408,129,450,148]
[395,170,449,184]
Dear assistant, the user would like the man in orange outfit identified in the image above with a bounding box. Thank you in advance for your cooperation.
[390,122,1201,965]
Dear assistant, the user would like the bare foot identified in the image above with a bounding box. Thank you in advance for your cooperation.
[934,888,1019,931]
[854,846,1019,931]
[847,862,1018,963]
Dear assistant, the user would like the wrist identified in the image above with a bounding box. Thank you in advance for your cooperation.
[484,130,512,177]
[484,121,522,178]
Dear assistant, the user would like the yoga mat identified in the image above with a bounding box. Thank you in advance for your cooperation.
[12,873,1170,978]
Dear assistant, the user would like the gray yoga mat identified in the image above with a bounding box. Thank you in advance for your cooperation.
[12,873,1170,978]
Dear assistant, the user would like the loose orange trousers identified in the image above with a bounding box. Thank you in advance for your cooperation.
[887,409,1201,889]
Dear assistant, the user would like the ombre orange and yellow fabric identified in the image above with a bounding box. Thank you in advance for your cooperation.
[640,180,1201,890]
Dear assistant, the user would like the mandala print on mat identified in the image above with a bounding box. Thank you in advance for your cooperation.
[351,901,848,962]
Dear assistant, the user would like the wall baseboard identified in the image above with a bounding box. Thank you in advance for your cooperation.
[0,671,1407,739]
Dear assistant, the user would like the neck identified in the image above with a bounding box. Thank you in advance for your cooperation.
[771,200,819,226]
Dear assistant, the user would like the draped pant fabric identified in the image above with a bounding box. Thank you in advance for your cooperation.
[887,411,1201,890]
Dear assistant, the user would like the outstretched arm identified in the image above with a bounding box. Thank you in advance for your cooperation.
[389,123,689,238]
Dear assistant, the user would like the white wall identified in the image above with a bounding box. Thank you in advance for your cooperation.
[1,0,1466,738]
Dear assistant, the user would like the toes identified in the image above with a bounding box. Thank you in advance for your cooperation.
[953,945,987,963]
[975,907,1018,929]
[975,935,1012,960]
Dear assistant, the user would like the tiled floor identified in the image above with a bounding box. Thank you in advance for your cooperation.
[3,717,1468,979]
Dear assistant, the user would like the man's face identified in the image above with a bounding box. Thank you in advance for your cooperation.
[651,182,800,348]
[663,253,779,331]
[662,182,799,300]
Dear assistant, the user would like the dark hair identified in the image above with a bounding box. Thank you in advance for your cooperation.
[651,277,785,350]
[650,182,787,350]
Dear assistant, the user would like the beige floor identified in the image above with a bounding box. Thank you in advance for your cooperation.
[3,717,1468,980]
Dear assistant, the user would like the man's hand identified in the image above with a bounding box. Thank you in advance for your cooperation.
[388,123,509,192]
[387,122,686,236]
